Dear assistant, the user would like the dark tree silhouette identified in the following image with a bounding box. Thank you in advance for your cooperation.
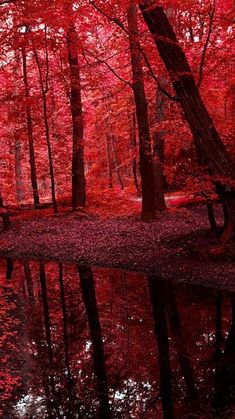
[77,265,111,418]
[139,3,235,241]
[148,275,174,419]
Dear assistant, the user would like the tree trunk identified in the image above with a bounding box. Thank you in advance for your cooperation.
[128,104,140,192]
[153,78,167,210]
[22,45,40,208]
[110,134,124,190]
[139,3,235,236]
[33,45,58,214]
[66,21,86,209]
[0,193,10,231]
[77,265,111,418]
[13,49,25,204]
[127,1,156,220]
[41,88,58,214]
[104,99,124,190]
[153,132,166,210]
[104,133,113,189]
[14,132,25,204]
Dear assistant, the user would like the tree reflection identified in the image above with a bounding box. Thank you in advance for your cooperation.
[148,276,173,418]
[214,296,235,415]
[0,260,234,418]
[58,262,74,416]
[78,265,111,418]
[6,257,13,280]
[166,284,197,401]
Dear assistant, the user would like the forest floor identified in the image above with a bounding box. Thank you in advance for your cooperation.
[0,191,234,292]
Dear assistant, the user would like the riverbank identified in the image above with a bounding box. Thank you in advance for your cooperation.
[0,205,234,291]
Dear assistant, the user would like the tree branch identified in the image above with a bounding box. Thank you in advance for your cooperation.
[89,0,178,101]
[140,47,179,101]
[88,0,128,34]
[197,1,215,88]
[84,48,133,88]
[0,0,15,5]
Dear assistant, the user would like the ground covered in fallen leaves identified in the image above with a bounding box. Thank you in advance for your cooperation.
[0,203,234,291]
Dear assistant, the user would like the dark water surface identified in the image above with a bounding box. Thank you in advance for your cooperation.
[0,258,234,418]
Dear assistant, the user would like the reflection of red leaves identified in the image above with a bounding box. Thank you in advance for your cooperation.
[0,282,22,412]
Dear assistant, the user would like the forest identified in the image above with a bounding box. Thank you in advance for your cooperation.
[0,0,234,418]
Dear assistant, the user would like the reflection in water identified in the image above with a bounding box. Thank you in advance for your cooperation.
[148,277,173,418]
[78,265,111,418]
[0,258,234,418]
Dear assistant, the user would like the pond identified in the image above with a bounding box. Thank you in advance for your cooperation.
[0,258,234,418]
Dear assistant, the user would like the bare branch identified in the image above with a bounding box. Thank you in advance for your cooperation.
[88,0,128,34]
[84,48,133,88]
[89,0,178,101]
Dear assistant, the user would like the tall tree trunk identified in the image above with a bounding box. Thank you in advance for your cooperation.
[110,134,124,190]
[13,49,25,204]
[104,100,124,190]
[33,44,58,214]
[148,276,174,419]
[154,77,167,210]
[127,1,156,220]
[153,132,166,210]
[104,133,113,189]
[14,133,25,204]
[66,15,86,209]
[128,99,140,192]
[139,3,235,237]
[22,45,40,208]
[77,265,111,418]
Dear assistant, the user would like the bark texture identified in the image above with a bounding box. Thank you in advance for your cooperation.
[67,21,86,209]
[128,1,156,220]
[22,45,40,208]
[33,40,58,214]
[139,3,235,233]
[0,194,10,230]
[128,105,140,192]
[153,78,167,210]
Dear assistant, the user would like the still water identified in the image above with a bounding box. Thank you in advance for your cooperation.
[0,258,234,418]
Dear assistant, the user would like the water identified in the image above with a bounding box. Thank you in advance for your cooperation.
[0,258,234,418]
